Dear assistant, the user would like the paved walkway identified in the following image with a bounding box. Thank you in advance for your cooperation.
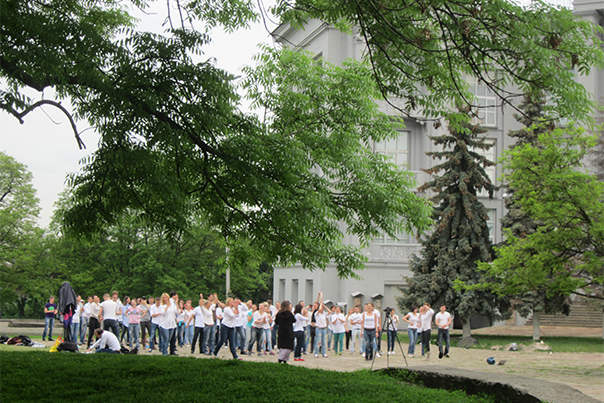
[3,321,603,402]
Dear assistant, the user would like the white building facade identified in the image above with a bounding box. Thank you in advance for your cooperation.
[271,1,604,327]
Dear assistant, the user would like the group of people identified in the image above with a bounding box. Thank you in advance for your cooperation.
[45,291,453,362]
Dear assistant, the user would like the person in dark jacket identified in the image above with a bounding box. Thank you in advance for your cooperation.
[274,300,296,363]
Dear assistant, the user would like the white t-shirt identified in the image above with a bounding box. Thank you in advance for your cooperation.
[202,305,215,326]
[159,303,177,329]
[83,302,92,319]
[221,307,237,328]
[90,331,120,351]
[420,308,434,331]
[350,313,363,330]
[362,312,378,330]
[150,304,161,325]
[331,313,346,334]
[315,311,327,328]
[406,312,421,329]
[192,306,205,328]
[387,315,399,331]
[293,313,309,332]
[435,311,452,330]
[100,300,118,321]
[116,300,123,322]
[72,304,82,324]
[215,307,223,325]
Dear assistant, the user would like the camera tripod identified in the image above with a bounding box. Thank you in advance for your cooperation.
[370,311,408,370]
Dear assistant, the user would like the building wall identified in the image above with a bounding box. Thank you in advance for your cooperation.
[272,1,604,329]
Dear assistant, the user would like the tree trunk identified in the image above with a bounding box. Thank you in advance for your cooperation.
[17,296,27,319]
[532,310,541,341]
[462,321,472,339]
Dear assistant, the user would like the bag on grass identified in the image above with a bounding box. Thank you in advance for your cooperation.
[0,335,9,344]
[18,335,34,347]
[49,336,64,353]
[57,341,79,353]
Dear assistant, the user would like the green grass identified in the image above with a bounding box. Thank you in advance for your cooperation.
[0,349,495,403]
[383,333,604,353]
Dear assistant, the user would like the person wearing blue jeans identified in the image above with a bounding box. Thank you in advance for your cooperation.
[435,305,452,359]
[402,306,420,357]
[361,303,380,360]
[213,299,240,359]
[42,296,58,341]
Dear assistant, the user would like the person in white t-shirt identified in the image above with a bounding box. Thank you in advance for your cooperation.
[189,299,206,354]
[385,308,399,355]
[331,306,346,355]
[158,293,178,356]
[419,304,435,359]
[360,303,380,360]
[99,292,120,337]
[435,304,452,359]
[402,306,421,357]
[349,306,363,354]
[148,296,162,352]
[213,298,240,359]
[87,329,120,353]
[202,298,216,355]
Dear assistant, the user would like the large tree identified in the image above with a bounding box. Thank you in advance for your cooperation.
[0,152,58,318]
[399,110,509,343]
[498,93,570,341]
[475,126,604,335]
[2,0,602,276]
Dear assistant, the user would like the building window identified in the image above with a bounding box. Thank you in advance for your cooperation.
[375,130,409,169]
[375,231,410,244]
[469,78,497,127]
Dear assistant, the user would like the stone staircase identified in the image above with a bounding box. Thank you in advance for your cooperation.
[525,301,602,328]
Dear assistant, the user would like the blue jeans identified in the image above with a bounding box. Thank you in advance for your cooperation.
[95,348,119,354]
[327,328,333,350]
[191,327,204,353]
[407,328,417,354]
[185,325,194,345]
[387,329,397,352]
[158,327,175,355]
[80,317,88,343]
[129,323,141,349]
[42,317,55,340]
[213,324,238,359]
[263,328,272,351]
[149,323,159,350]
[363,329,376,359]
[437,328,450,355]
[70,322,80,342]
[294,330,305,358]
[248,327,264,353]
[177,323,185,347]
[314,327,326,355]
[235,326,246,353]
[203,324,214,354]
[421,329,431,355]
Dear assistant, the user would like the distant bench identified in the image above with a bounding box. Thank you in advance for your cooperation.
[8,319,45,328]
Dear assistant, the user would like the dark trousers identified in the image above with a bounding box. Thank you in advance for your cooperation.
[345,330,351,350]
[191,327,204,353]
[103,319,119,338]
[421,329,431,355]
[140,321,151,345]
[294,330,305,358]
[213,324,238,359]
[87,317,100,348]
[169,327,177,354]
[437,328,450,355]
[309,326,316,353]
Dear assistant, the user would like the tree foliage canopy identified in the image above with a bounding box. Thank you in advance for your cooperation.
[474,127,604,302]
[2,0,603,277]
[399,111,509,325]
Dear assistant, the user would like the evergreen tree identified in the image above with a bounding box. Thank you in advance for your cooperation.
[500,93,569,340]
[399,109,509,343]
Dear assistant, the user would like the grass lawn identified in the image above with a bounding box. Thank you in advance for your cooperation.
[0,348,495,403]
[384,333,604,353]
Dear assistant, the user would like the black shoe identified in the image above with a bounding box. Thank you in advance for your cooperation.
[48,338,54,341]
[439,352,443,359]
[170,353,179,356]
[445,354,450,358]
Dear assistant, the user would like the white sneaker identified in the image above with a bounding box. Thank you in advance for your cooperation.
[391,351,395,355]
[362,352,365,357]
[314,354,318,358]
[376,352,381,358]
[408,354,414,358]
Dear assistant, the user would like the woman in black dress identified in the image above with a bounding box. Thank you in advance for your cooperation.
[274,300,296,363]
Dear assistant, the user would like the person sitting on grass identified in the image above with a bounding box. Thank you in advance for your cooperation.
[87,329,121,354]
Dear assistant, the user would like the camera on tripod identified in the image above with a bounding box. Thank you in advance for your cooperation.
[383,307,392,316]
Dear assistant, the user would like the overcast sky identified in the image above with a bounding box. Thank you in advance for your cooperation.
[1,1,278,228]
